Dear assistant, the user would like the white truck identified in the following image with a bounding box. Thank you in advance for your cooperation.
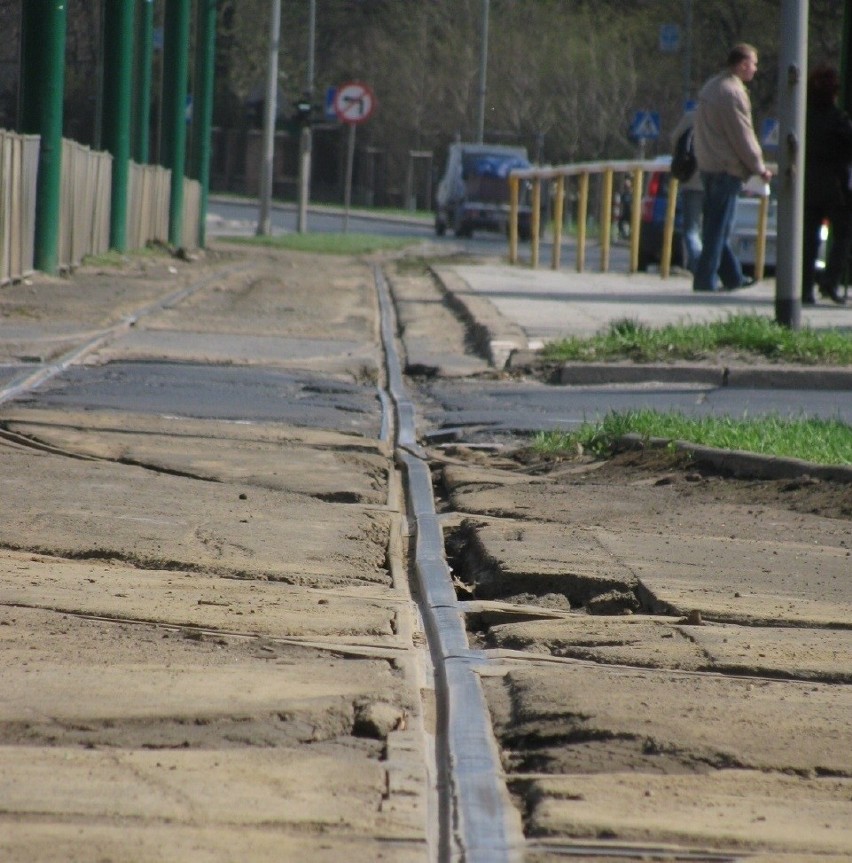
[434,143,532,239]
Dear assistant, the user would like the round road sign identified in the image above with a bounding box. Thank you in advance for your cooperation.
[333,81,376,125]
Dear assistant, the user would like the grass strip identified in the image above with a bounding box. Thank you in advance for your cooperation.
[223,232,416,255]
[531,409,852,466]
[542,314,852,365]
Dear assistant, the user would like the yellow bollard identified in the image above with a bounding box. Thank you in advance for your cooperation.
[600,169,613,273]
[530,177,541,269]
[508,174,519,264]
[576,171,589,272]
[755,193,768,281]
[629,168,643,273]
[661,175,679,279]
[551,175,565,270]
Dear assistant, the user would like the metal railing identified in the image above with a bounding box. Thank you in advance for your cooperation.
[508,160,770,280]
[0,130,39,285]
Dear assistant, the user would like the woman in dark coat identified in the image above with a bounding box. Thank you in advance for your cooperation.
[803,64,852,305]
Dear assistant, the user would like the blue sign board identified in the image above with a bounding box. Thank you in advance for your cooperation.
[325,87,338,122]
[630,111,661,141]
[659,24,680,53]
[761,117,779,150]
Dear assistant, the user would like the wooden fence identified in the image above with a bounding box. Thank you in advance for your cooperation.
[0,130,39,285]
[60,139,113,269]
[0,128,201,281]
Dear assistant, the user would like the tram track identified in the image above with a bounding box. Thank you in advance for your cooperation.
[1,252,847,860]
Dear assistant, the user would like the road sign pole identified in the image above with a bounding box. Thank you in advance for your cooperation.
[775,0,807,330]
[343,122,356,233]
[257,0,281,237]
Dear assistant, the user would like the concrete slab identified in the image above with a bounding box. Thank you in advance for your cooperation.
[593,526,852,626]
[3,408,390,505]
[89,329,380,375]
[0,551,402,643]
[0,745,421,839]
[486,615,852,683]
[486,664,852,775]
[0,440,391,588]
[0,826,427,863]
[526,771,852,855]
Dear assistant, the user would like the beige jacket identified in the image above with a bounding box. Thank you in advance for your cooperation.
[694,71,766,180]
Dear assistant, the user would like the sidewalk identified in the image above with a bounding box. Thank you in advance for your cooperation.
[433,260,852,390]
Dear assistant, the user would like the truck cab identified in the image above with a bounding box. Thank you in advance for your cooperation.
[434,143,532,240]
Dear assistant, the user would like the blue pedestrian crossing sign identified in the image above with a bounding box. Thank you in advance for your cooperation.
[760,117,779,150]
[630,111,661,141]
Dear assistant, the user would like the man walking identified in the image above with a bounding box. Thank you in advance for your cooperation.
[693,44,773,292]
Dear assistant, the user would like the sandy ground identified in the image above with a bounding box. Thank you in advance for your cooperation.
[0,247,849,859]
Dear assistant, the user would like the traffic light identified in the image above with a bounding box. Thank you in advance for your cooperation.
[293,97,315,127]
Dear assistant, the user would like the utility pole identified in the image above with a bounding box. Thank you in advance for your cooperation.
[161,0,191,248]
[19,0,67,274]
[476,0,489,143]
[132,0,155,164]
[297,0,316,233]
[257,0,281,237]
[775,0,808,329]
[190,0,217,248]
[102,0,135,252]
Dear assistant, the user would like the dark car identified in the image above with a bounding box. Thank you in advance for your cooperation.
[637,157,684,271]
[434,143,533,240]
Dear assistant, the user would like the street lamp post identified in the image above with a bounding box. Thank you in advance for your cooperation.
[257,0,281,237]
[476,0,489,143]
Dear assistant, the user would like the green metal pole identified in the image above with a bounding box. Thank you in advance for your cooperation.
[190,0,217,247]
[20,0,66,275]
[102,0,135,252]
[161,0,191,247]
[132,0,155,163]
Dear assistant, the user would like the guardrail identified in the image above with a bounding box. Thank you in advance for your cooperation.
[0,130,39,285]
[508,160,770,280]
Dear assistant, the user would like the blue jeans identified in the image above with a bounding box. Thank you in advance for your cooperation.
[680,188,703,274]
[693,172,744,291]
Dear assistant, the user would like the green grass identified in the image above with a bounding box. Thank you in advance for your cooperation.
[542,314,852,366]
[82,246,167,268]
[531,410,852,466]
[224,232,418,255]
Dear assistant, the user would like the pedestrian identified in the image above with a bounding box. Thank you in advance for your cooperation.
[670,104,703,274]
[616,176,632,239]
[802,63,852,306]
[692,44,773,293]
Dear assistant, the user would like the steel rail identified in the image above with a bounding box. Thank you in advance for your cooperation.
[374,264,524,863]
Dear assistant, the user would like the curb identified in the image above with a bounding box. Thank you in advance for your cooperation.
[620,433,852,483]
[430,265,528,369]
[507,352,852,390]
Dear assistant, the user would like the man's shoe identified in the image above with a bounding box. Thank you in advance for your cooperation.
[725,277,757,290]
[802,294,816,306]
[818,284,847,305]
[693,286,719,293]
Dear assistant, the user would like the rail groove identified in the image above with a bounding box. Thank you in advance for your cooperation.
[375,264,524,863]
